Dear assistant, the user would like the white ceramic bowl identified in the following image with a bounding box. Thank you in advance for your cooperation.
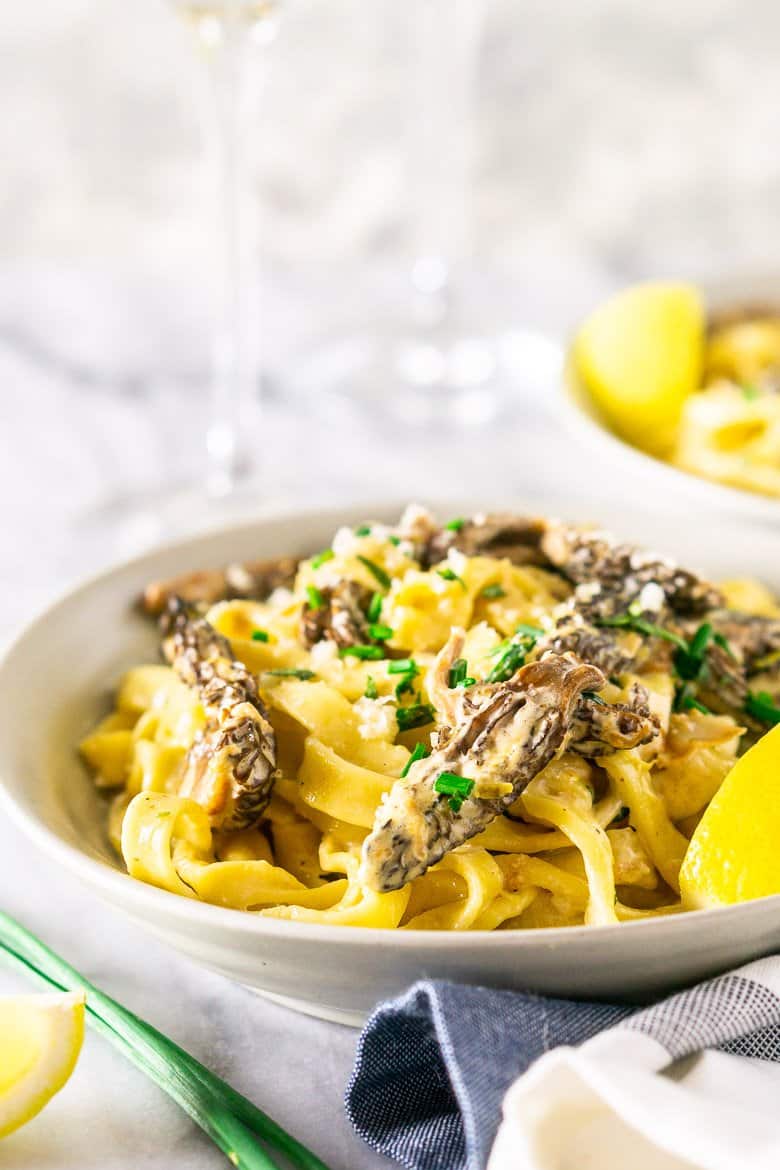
[2,499,780,1027]
[561,274,780,525]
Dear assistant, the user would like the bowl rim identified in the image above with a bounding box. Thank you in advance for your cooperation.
[2,500,778,952]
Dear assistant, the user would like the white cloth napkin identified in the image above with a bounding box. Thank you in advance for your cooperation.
[489,957,780,1170]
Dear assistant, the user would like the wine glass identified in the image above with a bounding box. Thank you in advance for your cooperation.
[173,0,281,496]
[70,0,280,568]
[287,0,562,428]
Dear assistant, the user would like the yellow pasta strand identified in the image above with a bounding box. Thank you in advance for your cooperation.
[260,870,410,928]
[497,854,589,911]
[121,792,212,899]
[602,751,690,892]
[176,857,348,913]
[297,736,393,827]
[266,679,408,775]
[523,758,618,926]
[471,888,539,931]
[403,849,504,931]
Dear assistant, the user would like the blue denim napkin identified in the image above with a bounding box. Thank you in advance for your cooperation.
[346,963,780,1170]
[345,980,633,1170]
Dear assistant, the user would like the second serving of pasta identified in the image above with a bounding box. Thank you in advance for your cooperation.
[80,506,780,932]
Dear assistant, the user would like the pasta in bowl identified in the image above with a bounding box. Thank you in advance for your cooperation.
[79,505,780,935]
[5,500,780,1022]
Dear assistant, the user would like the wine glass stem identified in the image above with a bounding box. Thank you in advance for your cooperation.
[408,0,484,330]
[198,4,258,497]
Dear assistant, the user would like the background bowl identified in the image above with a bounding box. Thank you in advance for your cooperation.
[2,498,780,1026]
[561,273,780,524]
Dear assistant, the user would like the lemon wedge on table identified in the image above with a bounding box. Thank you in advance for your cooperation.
[573,281,705,457]
[0,992,85,1138]
[680,724,780,909]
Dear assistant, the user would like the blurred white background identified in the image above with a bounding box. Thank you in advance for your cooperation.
[4,0,780,617]
[5,0,780,284]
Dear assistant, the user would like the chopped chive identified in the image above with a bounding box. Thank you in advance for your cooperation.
[305,585,325,611]
[389,658,419,699]
[357,555,391,590]
[434,772,475,799]
[488,627,539,656]
[684,696,711,715]
[394,673,417,699]
[388,658,417,676]
[400,742,430,778]
[745,690,780,725]
[688,622,714,658]
[311,548,334,569]
[481,583,506,600]
[635,620,689,649]
[674,621,713,681]
[487,642,527,684]
[355,524,372,536]
[445,517,466,532]
[448,658,468,688]
[265,668,316,680]
[595,613,631,631]
[369,623,394,641]
[388,535,401,547]
[448,796,464,813]
[461,676,477,688]
[742,383,761,401]
[596,612,688,650]
[713,630,737,659]
[367,592,383,623]
[673,681,712,715]
[250,629,269,642]
[365,675,378,700]
[437,567,466,589]
[339,644,384,660]
[673,651,700,682]
[673,681,692,712]
[396,703,435,732]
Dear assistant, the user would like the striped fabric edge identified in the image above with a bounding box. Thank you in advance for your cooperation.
[619,956,780,1062]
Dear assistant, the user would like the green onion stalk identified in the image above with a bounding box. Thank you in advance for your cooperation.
[0,911,331,1170]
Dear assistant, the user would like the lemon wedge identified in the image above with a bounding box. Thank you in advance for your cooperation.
[573,281,705,456]
[680,724,780,909]
[0,992,85,1138]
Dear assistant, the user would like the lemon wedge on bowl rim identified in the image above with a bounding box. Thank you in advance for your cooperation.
[573,281,705,457]
[0,991,85,1138]
[680,724,780,910]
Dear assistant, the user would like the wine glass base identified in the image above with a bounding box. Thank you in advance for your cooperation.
[286,323,562,428]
